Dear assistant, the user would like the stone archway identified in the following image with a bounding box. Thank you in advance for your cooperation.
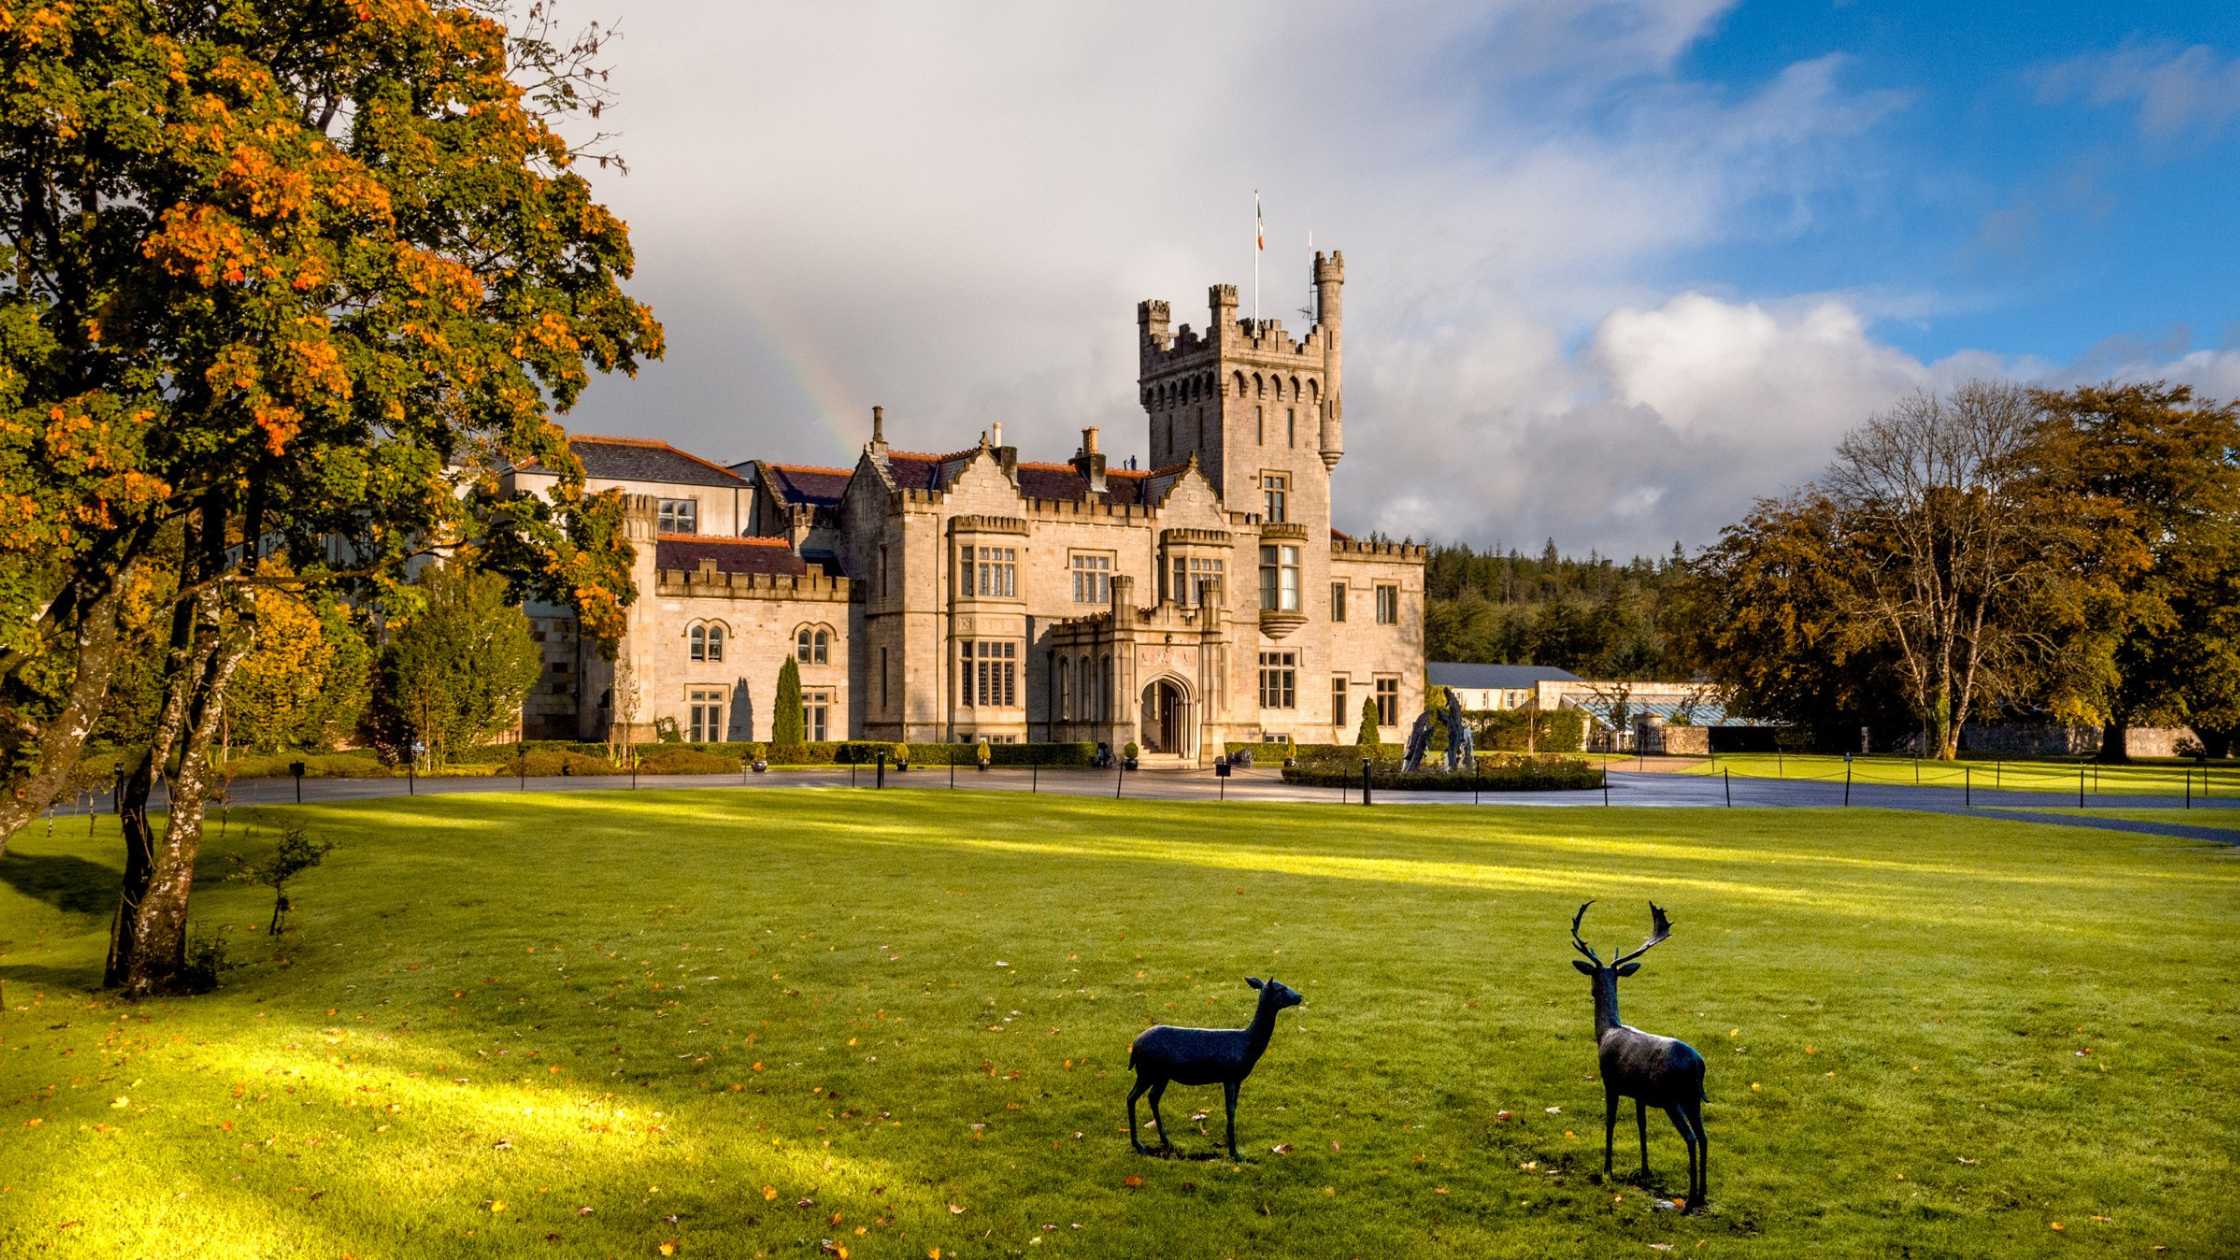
[1138,677,1189,757]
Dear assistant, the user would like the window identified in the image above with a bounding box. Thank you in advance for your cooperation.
[1375,583,1399,625]
[1071,552,1113,604]
[1255,405,1264,445]
[880,648,890,709]
[1258,651,1297,709]
[1331,581,1347,623]
[1170,554,1224,606]
[1054,653,1069,720]
[878,543,890,598]
[1287,407,1296,448]
[1330,676,1350,726]
[1258,543,1300,611]
[803,688,830,741]
[689,624,707,661]
[1375,677,1399,726]
[657,498,698,534]
[1263,473,1289,523]
[959,544,1017,598]
[688,686,726,742]
[796,626,829,664]
[959,640,1017,707]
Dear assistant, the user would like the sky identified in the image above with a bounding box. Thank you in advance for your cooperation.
[559,0,2240,557]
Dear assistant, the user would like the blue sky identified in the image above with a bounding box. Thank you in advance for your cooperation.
[1671,1,2237,365]
[575,1,2240,553]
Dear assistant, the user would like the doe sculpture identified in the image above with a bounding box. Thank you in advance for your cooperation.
[1570,900,1708,1211]
[1128,977,1304,1160]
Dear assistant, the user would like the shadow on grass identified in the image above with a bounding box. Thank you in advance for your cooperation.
[0,850,115,916]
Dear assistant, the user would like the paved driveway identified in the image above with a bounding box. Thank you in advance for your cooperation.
[48,764,2240,843]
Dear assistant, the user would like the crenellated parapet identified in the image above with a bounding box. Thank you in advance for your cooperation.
[655,567,853,601]
[1331,535,1427,563]
[947,513,1030,536]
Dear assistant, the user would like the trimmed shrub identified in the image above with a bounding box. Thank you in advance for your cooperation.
[1282,755,1603,792]
[635,747,740,775]
[519,749,616,776]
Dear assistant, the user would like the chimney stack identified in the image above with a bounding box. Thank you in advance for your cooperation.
[991,420,1004,448]
[868,404,887,457]
[1072,426,1107,495]
[1082,426,1100,455]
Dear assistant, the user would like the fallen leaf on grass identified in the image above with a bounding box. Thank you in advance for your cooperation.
[1270,1144,1294,1155]
[948,1203,966,1214]
[762,1186,777,1201]
[1121,1176,1143,1189]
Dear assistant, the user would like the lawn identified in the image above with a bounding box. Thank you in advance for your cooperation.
[1699,752,2231,797]
[2,792,2236,1258]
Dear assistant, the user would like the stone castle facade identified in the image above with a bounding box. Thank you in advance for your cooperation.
[504,252,1425,765]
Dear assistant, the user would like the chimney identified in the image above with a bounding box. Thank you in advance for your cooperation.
[991,420,1003,448]
[1072,426,1107,496]
[868,404,887,457]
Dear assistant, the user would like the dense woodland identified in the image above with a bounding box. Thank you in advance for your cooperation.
[1422,541,1693,679]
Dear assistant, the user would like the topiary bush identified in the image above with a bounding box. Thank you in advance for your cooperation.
[1281,755,1602,791]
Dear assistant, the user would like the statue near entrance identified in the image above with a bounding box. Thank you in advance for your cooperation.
[1443,688,1476,773]
[1401,708,1436,772]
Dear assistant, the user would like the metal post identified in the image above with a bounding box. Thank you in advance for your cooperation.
[876,750,886,789]
[950,754,956,790]
[2079,765,2086,809]
[519,754,526,791]
[631,757,638,790]
[2184,766,2190,810]
[1032,759,1039,794]
[851,758,857,788]
[1602,771,1609,807]
[1724,767,1731,807]
[408,764,415,796]
[1360,758,1372,806]
[1115,758,1124,799]
[1996,760,2002,789]
[1843,757,1852,807]
[1964,765,1971,808]
[1776,748,1783,778]
[1914,758,1919,785]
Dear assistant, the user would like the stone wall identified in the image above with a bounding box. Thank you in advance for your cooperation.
[1960,722,2201,758]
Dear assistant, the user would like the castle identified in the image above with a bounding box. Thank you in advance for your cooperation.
[503,252,1426,764]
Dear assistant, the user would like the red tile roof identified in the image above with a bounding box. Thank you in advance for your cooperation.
[653,533,809,576]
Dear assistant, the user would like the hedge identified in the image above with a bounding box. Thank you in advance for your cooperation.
[1281,755,1603,791]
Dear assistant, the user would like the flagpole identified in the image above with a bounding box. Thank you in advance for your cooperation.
[1253,189,1260,327]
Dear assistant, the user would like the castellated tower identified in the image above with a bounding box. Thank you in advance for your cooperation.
[1136,250,1345,517]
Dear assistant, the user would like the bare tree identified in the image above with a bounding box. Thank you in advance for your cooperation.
[1825,382,2049,759]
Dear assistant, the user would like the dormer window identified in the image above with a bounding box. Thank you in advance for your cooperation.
[658,498,698,533]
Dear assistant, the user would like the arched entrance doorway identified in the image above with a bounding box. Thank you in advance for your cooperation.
[1139,678,1187,756]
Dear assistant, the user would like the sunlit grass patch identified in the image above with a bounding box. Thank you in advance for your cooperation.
[2,790,2236,1257]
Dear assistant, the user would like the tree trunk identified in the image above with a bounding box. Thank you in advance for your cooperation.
[0,587,123,858]
[2096,721,2131,765]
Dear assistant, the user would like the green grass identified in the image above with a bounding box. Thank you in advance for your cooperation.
[1699,752,2233,796]
[3,793,2237,1258]
[1997,807,2240,834]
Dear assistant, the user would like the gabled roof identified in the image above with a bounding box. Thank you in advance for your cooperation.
[1427,662,1583,690]
[652,534,808,577]
[527,435,748,489]
[761,463,852,509]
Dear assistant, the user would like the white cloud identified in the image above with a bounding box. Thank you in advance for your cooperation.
[2035,41,2240,140]
[554,4,2216,557]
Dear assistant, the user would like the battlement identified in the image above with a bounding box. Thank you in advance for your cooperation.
[654,566,852,601]
[1332,535,1427,563]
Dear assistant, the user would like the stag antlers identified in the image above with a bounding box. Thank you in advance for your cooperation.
[1571,900,1674,969]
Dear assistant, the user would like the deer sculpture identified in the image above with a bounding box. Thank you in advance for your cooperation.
[1570,900,1708,1211]
[1127,977,1304,1160]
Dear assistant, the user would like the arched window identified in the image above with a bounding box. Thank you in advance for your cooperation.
[1290,376,1302,404]
[704,623,725,662]
[1231,370,1246,398]
[1056,656,1070,721]
[1253,372,1265,398]
[796,626,830,664]
[689,624,708,662]
[1099,654,1113,722]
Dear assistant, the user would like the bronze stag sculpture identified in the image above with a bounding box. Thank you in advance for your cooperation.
[1571,900,1708,1211]
[1127,977,1304,1160]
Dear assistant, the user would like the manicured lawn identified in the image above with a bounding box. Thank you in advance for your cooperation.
[2000,807,2240,835]
[3,792,2236,1257]
[1702,752,2231,796]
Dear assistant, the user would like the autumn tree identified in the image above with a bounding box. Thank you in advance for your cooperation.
[373,560,542,765]
[227,581,370,753]
[0,2,661,992]
[1821,383,2054,758]
[2026,382,2240,761]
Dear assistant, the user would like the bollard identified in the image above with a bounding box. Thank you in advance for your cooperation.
[950,755,956,790]
[632,757,638,790]
[851,758,857,788]
[408,764,415,796]
[876,750,886,790]
[1724,767,1731,807]
[2184,766,2190,809]
[1602,770,1609,807]
[1914,758,1919,785]
[1843,757,1852,807]
[1114,758,1124,799]
[1032,760,1039,794]
[2078,765,2085,809]
[519,755,526,791]
[1777,748,1783,778]
[1965,765,1971,808]
[1361,758,1372,806]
